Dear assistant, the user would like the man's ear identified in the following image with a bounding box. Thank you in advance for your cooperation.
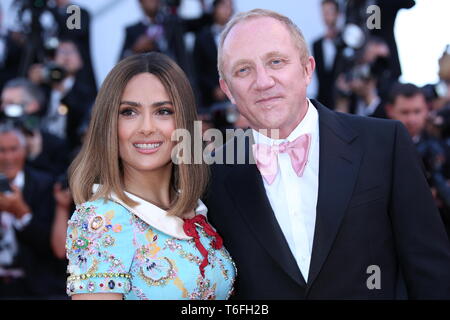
[219,78,236,104]
[304,56,316,85]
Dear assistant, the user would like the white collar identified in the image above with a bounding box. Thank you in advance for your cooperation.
[92,184,208,240]
[252,98,318,145]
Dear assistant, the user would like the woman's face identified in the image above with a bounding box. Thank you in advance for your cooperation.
[118,73,176,176]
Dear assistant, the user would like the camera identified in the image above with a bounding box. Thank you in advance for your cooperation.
[345,56,390,82]
[0,104,41,135]
[40,62,67,85]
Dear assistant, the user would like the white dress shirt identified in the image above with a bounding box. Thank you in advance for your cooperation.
[42,76,75,139]
[322,38,337,71]
[252,99,320,281]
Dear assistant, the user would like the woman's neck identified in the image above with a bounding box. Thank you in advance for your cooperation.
[123,163,173,210]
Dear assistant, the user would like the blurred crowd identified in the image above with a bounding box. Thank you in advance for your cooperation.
[0,0,448,299]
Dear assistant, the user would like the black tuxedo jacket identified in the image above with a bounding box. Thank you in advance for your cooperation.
[204,100,450,299]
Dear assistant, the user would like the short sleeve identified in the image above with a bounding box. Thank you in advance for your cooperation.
[66,199,134,297]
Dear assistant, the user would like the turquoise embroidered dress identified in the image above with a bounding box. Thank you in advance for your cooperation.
[65,189,236,300]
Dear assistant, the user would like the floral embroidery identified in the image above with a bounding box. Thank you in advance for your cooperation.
[66,199,236,299]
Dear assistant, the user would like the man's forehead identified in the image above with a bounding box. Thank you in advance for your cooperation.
[225,16,288,45]
[222,16,294,62]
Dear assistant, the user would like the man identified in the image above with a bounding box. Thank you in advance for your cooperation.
[50,0,97,95]
[29,39,94,152]
[312,0,342,109]
[1,78,70,178]
[193,0,234,110]
[120,0,188,68]
[386,83,450,238]
[204,9,450,299]
[0,125,65,298]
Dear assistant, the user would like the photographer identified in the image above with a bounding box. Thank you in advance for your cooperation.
[423,47,450,112]
[50,0,97,95]
[28,38,94,152]
[1,78,70,179]
[386,83,450,238]
[335,37,390,117]
[0,124,66,299]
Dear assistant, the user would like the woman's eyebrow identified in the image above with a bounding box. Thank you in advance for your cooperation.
[119,100,173,107]
[119,100,141,107]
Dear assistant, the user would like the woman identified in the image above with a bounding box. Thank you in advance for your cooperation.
[65,52,236,300]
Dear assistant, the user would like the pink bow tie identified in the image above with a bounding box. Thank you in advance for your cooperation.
[252,134,311,185]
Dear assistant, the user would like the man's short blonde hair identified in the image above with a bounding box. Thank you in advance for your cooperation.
[217,8,310,80]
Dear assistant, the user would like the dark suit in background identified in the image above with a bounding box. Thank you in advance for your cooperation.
[8,167,65,298]
[370,0,416,80]
[205,100,450,299]
[312,35,342,109]
[193,25,221,109]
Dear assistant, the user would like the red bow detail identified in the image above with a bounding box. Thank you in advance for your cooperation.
[183,214,223,278]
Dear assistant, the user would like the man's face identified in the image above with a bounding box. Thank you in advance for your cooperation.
[140,0,160,17]
[1,87,39,115]
[0,132,26,181]
[321,2,339,28]
[214,0,233,26]
[220,17,315,138]
[388,94,428,137]
[55,42,83,75]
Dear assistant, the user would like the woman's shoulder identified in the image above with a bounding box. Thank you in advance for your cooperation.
[71,198,132,225]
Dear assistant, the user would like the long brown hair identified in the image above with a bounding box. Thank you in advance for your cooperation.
[69,52,209,217]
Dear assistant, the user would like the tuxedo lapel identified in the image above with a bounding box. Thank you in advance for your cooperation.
[222,132,306,287]
[306,101,363,288]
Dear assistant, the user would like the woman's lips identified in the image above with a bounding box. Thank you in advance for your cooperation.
[133,142,163,154]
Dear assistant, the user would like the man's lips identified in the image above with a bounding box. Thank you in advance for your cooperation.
[255,96,282,104]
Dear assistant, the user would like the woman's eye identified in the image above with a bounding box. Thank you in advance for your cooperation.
[119,108,136,117]
[157,108,174,116]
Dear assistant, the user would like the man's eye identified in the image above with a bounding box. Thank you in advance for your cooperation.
[235,66,249,76]
[270,59,284,67]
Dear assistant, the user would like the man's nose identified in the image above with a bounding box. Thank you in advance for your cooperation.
[254,65,275,91]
